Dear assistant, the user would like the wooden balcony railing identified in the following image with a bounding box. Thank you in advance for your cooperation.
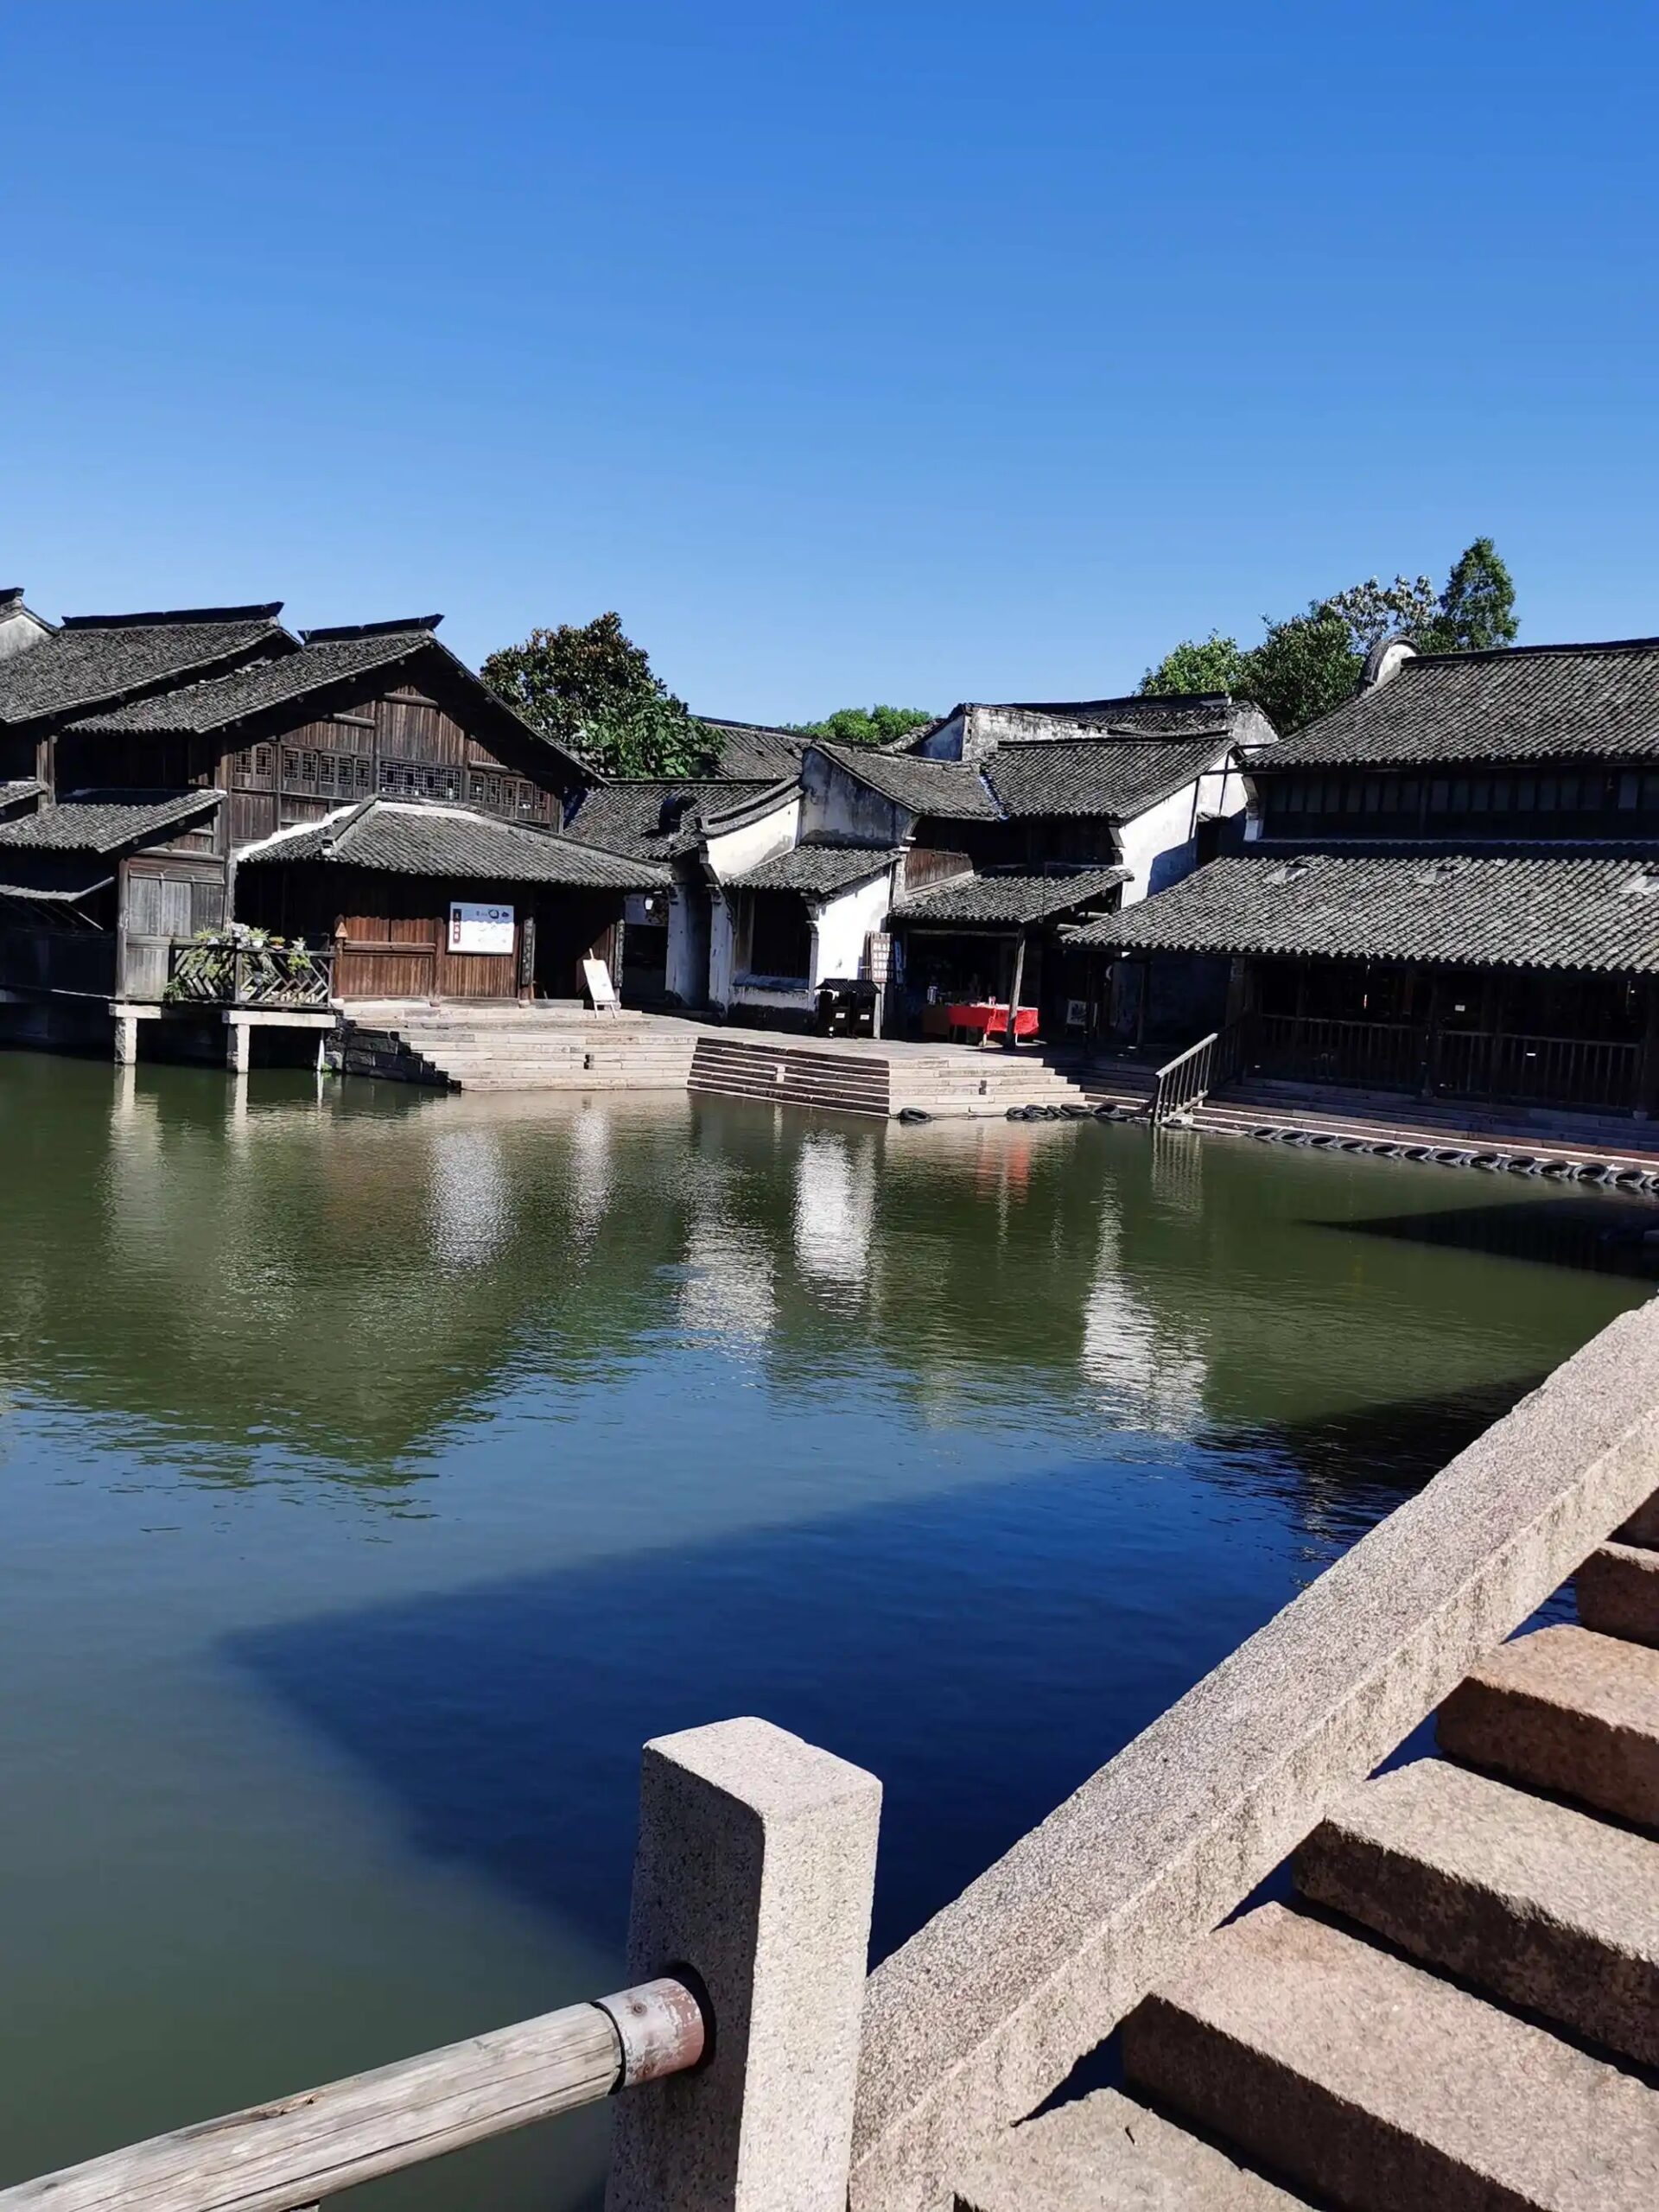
[166,938,335,1010]
[1253,1013,1642,1112]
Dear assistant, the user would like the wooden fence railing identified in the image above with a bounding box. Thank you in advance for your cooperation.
[1251,1013,1642,1112]
[166,940,335,1010]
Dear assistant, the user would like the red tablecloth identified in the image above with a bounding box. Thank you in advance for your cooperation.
[946,1001,1039,1039]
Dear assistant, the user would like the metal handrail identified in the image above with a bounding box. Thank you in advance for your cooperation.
[1151,1017,1247,1125]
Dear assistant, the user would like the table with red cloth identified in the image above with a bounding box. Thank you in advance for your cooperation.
[945,1001,1039,1044]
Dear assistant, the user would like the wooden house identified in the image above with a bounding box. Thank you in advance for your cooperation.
[0,598,664,1058]
[1071,635,1659,1116]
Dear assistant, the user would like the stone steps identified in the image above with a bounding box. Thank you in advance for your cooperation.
[689,1037,890,1117]
[955,2087,1310,2210]
[1119,1902,1659,2211]
[1578,1541,1659,1649]
[962,1513,1659,2212]
[1437,1624,1659,1829]
[1294,1757,1659,2068]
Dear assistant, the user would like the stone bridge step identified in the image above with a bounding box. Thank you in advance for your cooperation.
[1121,1903,1659,2211]
[955,2087,1309,2210]
[1294,1758,1659,2069]
[1576,1541,1659,1648]
[1437,1624,1659,1829]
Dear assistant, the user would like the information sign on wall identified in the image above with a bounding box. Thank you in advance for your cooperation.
[448,901,516,955]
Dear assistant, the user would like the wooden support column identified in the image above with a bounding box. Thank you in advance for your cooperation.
[1637,978,1659,1120]
[1003,928,1028,1052]
[1421,969,1443,1098]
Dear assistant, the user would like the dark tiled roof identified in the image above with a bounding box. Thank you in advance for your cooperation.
[67,629,439,735]
[816,741,1002,821]
[0,866,116,905]
[238,800,666,888]
[697,717,810,781]
[1066,851,1659,975]
[730,842,900,895]
[1267,639,1659,769]
[0,789,220,853]
[0,779,45,816]
[568,779,773,861]
[893,866,1127,927]
[995,693,1236,735]
[0,610,289,729]
[985,735,1229,818]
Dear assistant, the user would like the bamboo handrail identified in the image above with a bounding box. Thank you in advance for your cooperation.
[0,1977,703,2212]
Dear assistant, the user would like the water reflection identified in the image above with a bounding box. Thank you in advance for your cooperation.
[0,1055,1649,1521]
[2,1053,1653,2211]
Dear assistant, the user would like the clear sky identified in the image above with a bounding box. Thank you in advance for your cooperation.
[4,3,1656,721]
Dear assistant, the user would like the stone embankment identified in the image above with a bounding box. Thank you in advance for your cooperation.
[333,1001,1155,1120]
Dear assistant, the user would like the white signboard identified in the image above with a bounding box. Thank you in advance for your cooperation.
[448,900,515,956]
[582,956,620,1011]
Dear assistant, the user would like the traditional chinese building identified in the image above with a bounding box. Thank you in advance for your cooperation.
[0,595,666,1060]
[1071,634,1659,1118]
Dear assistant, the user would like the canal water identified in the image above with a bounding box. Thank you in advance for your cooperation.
[0,1054,1651,2207]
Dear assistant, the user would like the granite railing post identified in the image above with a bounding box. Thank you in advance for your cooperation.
[607,1716,882,2212]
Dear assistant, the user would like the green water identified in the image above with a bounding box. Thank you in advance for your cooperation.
[0,1052,1648,2206]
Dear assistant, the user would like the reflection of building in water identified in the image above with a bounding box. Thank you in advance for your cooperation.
[680,1206,777,1347]
[1081,1192,1207,1437]
[565,1104,614,1249]
[429,1127,513,1274]
[791,1132,875,1288]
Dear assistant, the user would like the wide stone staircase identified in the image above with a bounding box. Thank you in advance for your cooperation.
[337,1003,700,1093]
[335,1002,1158,1118]
[958,1495,1659,2211]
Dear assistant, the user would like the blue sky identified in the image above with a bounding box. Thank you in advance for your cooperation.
[4,3,1656,719]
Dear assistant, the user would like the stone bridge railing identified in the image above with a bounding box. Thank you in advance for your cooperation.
[3,1301,1656,2212]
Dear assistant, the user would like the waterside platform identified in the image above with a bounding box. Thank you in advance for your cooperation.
[334,1000,1158,1120]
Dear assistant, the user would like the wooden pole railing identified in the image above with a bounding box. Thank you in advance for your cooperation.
[0,1719,881,2212]
[0,1979,700,2212]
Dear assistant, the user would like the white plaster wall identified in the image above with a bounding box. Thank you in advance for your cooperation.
[1117,764,1249,904]
[0,605,52,662]
[799,748,912,844]
[812,868,895,983]
[703,793,802,885]
[709,894,739,1009]
[913,712,966,761]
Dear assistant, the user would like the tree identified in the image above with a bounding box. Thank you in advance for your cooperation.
[1323,573,1439,651]
[1141,632,1251,697]
[1243,604,1364,734]
[791,704,937,748]
[1137,537,1519,733]
[481,612,715,779]
[1416,537,1518,655]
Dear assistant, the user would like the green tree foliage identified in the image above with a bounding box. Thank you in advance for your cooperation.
[481,612,715,779]
[1140,632,1251,697]
[791,704,937,748]
[1139,539,1518,733]
[1415,537,1519,655]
